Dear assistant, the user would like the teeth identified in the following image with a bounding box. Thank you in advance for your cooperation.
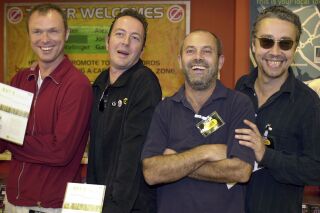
[267,60,281,67]
[41,47,52,51]
[192,65,205,70]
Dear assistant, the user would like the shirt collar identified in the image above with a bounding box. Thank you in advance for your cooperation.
[27,56,72,85]
[93,59,144,90]
[172,80,228,104]
[239,67,296,101]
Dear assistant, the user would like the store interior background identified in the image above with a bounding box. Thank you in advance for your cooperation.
[0,0,318,205]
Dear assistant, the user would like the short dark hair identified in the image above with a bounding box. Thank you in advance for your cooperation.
[108,9,148,48]
[26,3,68,33]
[252,5,302,42]
[180,30,223,56]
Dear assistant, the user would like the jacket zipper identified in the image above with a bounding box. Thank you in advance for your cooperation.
[16,162,25,199]
[31,85,40,135]
[17,81,40,199]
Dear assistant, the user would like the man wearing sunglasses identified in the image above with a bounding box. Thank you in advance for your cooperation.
[87,9,162,213]
[235,5,320,213]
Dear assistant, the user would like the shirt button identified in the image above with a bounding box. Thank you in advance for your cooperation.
[255,113,257,117]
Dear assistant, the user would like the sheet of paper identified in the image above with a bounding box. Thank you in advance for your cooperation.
[0,83,33,145]
[62,182,106,213]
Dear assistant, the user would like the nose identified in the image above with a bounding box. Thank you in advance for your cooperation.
[195,50,204,59]
[122,35,130,45]
[41,31,50,42]
[269,42,281,55]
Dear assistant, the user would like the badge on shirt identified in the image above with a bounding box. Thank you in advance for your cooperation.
[262,124,274,149]
[196,111,225,137]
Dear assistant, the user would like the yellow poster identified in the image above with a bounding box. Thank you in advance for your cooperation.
[5,1,190,97]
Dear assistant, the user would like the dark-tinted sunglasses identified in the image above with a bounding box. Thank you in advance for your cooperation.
[254,36,294,51]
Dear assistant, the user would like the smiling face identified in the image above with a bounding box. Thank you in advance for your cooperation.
[28,9,69,69]
[179,31,224,91]
[252,18,298,81]
[107,16,144,72]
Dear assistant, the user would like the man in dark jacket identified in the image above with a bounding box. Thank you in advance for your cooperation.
[87,9,162,213]
[235,5,320,213]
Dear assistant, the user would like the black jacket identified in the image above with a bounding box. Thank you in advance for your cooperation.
[236,67,320,213]
[87,60,162,213]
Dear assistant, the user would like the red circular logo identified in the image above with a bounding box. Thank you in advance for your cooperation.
[167,5,184,23]
[7,7,23,24]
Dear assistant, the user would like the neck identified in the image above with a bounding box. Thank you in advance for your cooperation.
[38,55,65,79]
[255,70,288,107]
[185,81,216,113]
[39,65,55,79]
[109,59,140,84]
[109,67,125,84]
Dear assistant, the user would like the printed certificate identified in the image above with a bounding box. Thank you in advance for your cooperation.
[0,83,33,145]
[62,183,106,213]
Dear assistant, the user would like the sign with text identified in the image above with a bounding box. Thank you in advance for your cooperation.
[5,1,190,96]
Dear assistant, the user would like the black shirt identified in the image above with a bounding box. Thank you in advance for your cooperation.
[236,67,320,213]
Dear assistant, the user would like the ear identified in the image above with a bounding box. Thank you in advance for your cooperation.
[218,54,225,71]
[139,48,144,58]
[105,35,109,52]
[293,41,299,51]
[251,40,256,54]
[178,54,182,70]
[65,28,70,41]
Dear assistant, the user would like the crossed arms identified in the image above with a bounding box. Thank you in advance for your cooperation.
[142,144,252,185]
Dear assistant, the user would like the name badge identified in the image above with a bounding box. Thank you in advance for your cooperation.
[196,111,225,137]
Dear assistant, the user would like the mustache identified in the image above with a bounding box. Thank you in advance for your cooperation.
[187,59,209,68]
[264,54,286,61]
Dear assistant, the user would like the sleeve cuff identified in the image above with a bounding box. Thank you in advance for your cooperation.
[259,147,276,167]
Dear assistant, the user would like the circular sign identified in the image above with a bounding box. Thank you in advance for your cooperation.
[7,7,23,24]
[167,5,184,23]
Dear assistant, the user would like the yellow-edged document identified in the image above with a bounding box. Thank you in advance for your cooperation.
[0,83,33,145]
[62,182,106,213]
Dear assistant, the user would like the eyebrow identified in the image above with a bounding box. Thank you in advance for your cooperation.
[30,27,59,31]
[184,45,214,50]
[113,28,142,37]
[258,34,294,40]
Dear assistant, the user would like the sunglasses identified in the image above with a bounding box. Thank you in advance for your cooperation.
[254,36,294,51]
